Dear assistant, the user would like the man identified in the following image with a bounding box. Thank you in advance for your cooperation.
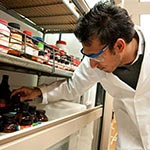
[12,2,150,150]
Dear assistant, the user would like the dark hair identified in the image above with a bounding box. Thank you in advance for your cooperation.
[74,2,135,50]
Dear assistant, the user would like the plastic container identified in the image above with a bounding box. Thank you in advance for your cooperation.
[32,36,44,50]
[0,19,10,53]
[23,30,39,60]
[56,40,67,50]
[8,22,23,56]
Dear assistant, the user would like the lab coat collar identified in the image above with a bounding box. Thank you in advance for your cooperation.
[105,26,149,93]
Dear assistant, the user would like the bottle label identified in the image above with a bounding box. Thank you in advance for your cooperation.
[19,125,32,130]
[0,103,8,107]
[0,29,10,47]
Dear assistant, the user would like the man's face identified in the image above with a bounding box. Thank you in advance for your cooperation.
[82,38,123,73]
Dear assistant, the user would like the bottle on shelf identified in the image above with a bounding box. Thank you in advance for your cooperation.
[28,105,38,123]
[32,36,44,63]
[0,75,11,114]
[10,94,22,113]
[16,102,33,129]
[2,113,18,133]
[36,109,48,122]
[56,40,67,51]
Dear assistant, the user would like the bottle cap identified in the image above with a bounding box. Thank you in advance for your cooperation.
[56,40,66,45]
[0,19,8,25]
[8,22,20,30]
[23,30,32,36]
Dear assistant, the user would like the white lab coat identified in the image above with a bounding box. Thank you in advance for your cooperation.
[39,26,150,150]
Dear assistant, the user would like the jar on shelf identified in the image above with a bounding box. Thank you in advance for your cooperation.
[22,30,39,61]
[55,51,61,68]
[32,36,44,63]
[59,50,66,70]
[48,44,59,66]
[16,102,33,129]
[65,54,72,71]
[32,36,44,50]
[8,22,23,56]
[28,105,38,123]
[42,45,51,64]
[0,19,10,53]
[70,55,75,71]
[36,109,48,122]
[10,94,22,113]
[56,40,67,51]
[2,113,18,133]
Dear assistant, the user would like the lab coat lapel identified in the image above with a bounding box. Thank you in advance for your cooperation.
[135,46,150,95]
[105,72,135,92]
[133,46,150,149]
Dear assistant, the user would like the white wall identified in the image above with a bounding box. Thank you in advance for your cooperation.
[45,33,82,58]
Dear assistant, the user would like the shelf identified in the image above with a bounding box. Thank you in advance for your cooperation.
[0,105,102,150]
[0,0,87,33]
[0,52,73,77]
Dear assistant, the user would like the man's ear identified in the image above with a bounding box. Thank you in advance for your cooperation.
[113,38,126,53]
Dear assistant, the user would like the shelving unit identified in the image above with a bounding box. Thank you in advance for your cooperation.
[0,0,87,33]
[0,52,73,77]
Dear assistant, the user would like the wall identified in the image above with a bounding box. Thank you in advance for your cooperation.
[45,33,82,59]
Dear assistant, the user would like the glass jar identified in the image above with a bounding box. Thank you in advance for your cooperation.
[10,94,21,113]
[28,105,38,123]
[36,109,48,122]
[56,40,67,50]
[2,113,18,133]
[16,102,33,129]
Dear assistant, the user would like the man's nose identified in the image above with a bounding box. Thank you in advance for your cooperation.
[90,59,99,68]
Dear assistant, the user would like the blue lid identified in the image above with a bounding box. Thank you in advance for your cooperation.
[32,36,43,42]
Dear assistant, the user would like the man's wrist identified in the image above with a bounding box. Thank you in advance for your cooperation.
[34,87,42,97]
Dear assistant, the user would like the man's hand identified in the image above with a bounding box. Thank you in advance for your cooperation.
[11,87,42,102]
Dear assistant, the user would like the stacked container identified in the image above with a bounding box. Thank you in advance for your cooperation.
[0,19,10,53]
[8,22,23,56]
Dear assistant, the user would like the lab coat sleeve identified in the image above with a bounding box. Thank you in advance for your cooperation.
[38,57,102,104]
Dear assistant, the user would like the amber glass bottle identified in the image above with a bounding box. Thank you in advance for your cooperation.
[36,109,48,122]
[16,102,33,129]
[28,105,38,123]
[2,113,18,133]
[0,75,11,114]
[10,94,22,113]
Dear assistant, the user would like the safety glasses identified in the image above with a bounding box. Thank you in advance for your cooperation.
[80,44,109,59]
